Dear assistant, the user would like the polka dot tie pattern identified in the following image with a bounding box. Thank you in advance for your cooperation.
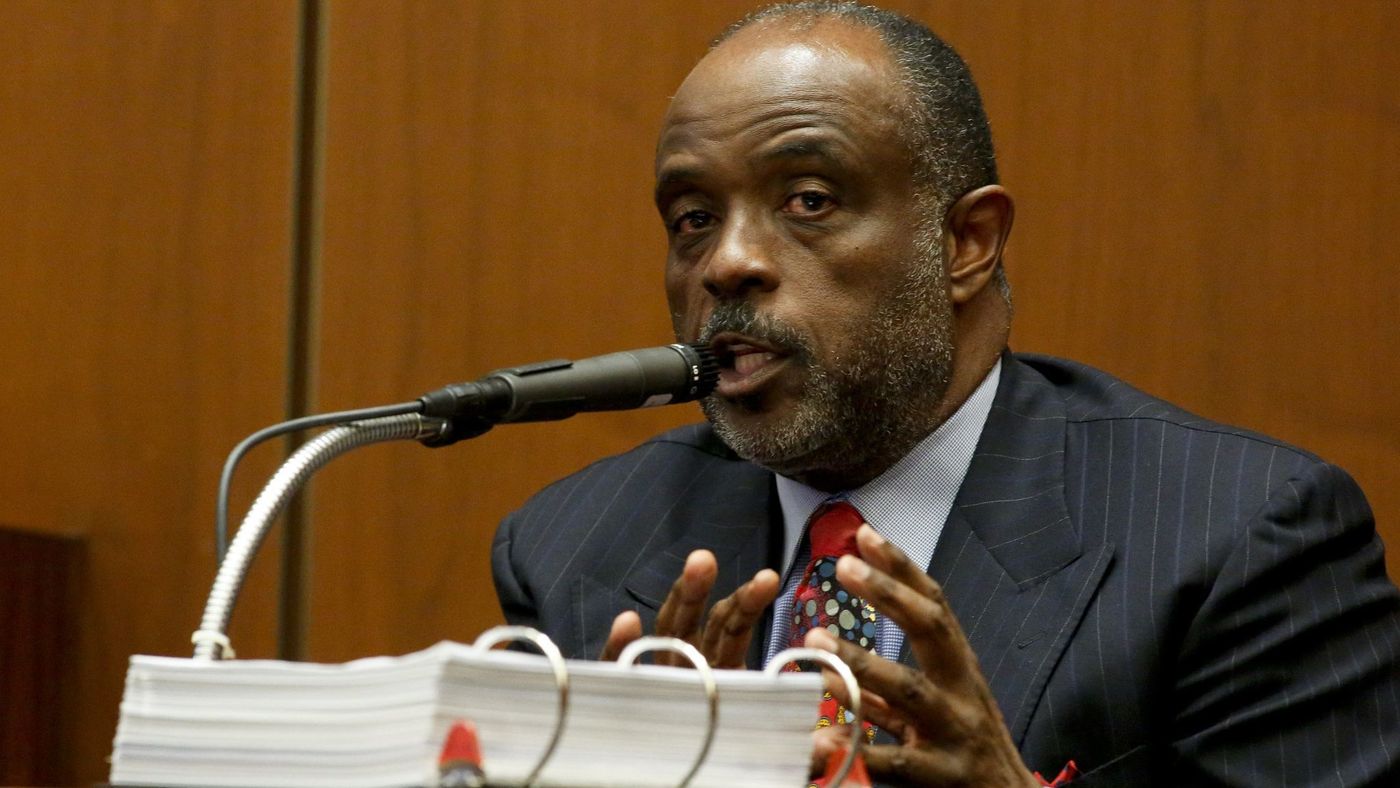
[786,500,877,782]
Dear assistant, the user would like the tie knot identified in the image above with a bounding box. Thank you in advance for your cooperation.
[807,500,865,559]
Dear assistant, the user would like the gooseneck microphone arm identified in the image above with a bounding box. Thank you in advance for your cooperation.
[214,402,422,561]
[195,414,450,660]
[200,343,717,658]
[214,343,717,562]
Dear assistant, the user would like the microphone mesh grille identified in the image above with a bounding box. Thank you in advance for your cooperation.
[687,342,720,398]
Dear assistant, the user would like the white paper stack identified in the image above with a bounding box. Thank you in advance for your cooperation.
[110,641,822,787]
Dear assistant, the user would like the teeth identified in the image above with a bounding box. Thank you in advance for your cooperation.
[733,351,776,376]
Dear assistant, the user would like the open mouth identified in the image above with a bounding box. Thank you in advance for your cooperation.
[710,335,789,397]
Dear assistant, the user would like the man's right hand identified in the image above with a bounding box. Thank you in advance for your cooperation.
[598,549,779,668]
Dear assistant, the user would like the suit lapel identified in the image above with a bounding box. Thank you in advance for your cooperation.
[595,460,776,665]
[565,426,780,662]
[620,470,775,609]
[913,355,1115,743]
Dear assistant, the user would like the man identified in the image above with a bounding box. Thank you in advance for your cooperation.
[492,2,1400,785]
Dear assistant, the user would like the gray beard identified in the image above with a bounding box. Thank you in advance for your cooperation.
[698,228,955,486]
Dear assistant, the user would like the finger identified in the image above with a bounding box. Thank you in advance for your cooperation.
[654,550,717,638]
[855,524,944,603]
[805,626,955,737]
[599,610,643,661]
[845,523,980,677]
[835,552,973,688]
[859,740,1037,788]
[701,568,780,668]
[652,550,717,665]
[858,743,961,786]
[826,680,908,740]
[803,629,916,741]
[808,725,846,779]
[807,703,921,787]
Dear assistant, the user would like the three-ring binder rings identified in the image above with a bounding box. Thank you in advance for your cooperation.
[110,627,865,787]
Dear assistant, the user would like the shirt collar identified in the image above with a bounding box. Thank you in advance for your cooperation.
[773,359,1003,575]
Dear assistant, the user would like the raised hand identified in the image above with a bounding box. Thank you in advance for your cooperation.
[806,525,1039,788]
[599,549,780,669]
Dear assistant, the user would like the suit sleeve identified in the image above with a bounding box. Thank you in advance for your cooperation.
[491,509,541,630]
[1170,461,1400,785]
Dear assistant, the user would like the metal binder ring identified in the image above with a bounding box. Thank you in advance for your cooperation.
[765,647,863,788]
[616,636,718,788]
[472,625,569,788]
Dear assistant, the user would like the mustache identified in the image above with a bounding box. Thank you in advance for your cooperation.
[698,301,813,361]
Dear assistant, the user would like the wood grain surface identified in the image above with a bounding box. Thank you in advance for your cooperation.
[0,2,298,781]
[0,1,1394,782]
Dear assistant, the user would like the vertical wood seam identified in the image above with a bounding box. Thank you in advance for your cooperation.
[279,0,327,662]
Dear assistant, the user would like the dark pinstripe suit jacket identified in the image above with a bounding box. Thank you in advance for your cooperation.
[493,353,1400,785]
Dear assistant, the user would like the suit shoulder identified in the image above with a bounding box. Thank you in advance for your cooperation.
[504,422,746,517]
[575,421,741,477]
[1012,352,1326,465]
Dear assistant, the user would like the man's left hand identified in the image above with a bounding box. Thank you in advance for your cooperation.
[807,524,1040,788]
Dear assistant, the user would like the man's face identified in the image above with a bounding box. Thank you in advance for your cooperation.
[655,20,956,485]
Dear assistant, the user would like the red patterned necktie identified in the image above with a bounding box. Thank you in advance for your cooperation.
[787,501,878,733]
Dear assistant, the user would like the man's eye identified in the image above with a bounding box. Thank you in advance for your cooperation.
[672,210,714,234]
[785,191,834,215]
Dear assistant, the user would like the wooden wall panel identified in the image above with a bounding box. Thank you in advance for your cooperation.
[0,2,297,782]
[308,0,1398,672]
[908,0,1400,579]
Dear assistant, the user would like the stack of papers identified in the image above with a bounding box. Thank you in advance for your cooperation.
[111,641,822,787]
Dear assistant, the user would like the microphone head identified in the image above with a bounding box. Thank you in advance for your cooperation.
[420,342,722,447]
[680,342,719,400]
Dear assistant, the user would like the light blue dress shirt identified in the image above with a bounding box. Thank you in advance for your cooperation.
[764,360,1002,665]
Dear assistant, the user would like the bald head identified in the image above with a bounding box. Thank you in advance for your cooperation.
[661,17,914,201]
[712,2,999,213]
[667,17,906,137]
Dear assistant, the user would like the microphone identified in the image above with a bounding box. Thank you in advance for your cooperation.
[417,343,719,446]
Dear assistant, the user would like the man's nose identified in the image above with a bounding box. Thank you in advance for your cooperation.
[702,214,779,298]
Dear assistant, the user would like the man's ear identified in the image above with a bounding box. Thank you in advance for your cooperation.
[943,185,1014,305]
